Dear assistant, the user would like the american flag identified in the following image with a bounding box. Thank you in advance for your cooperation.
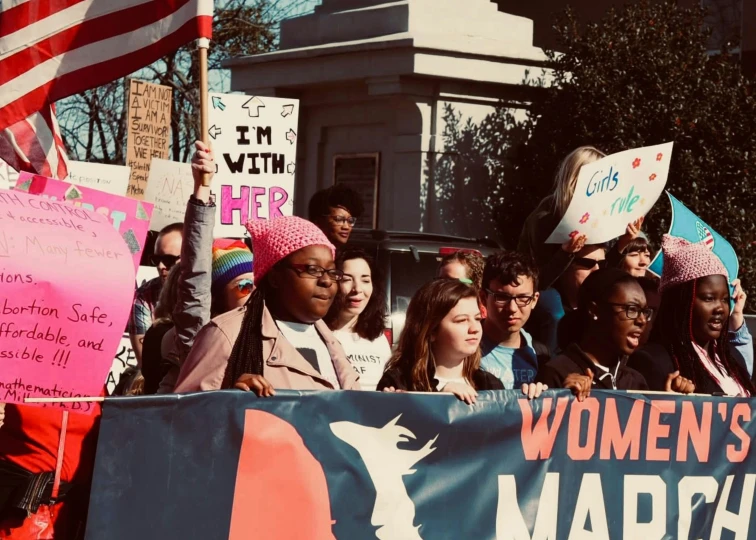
[0,104,68,178]
[0,0,213,177]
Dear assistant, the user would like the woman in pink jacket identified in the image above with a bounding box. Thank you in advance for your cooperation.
[174,215,361,395]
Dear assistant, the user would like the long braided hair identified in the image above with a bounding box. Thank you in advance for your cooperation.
[223,277,270,387]
[651,278,754,395]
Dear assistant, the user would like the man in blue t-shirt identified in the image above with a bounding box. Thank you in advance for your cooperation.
[480,251,548,389]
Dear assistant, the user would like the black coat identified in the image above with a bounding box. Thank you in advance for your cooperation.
[536,343,649,391]
[628,341,749,394]
[377,367,504,392]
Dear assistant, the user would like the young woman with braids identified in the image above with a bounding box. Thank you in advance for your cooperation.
[628,235,754,396]
[174,216,360,395]
[377,279,509,405]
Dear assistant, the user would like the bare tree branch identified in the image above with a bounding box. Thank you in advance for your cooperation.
[57,0,307,163]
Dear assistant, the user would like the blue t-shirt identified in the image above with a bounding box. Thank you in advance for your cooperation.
[480,330,539,389]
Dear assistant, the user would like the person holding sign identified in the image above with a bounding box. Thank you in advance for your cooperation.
[520,147,649,355]
[174,215,360,394]
[518,146,605,288]
[537,268,694,400]
[308,185,365,247]
[629,236,754,396]
[606,218,652,277]
[518,147,603,355]
[153,142,254,394]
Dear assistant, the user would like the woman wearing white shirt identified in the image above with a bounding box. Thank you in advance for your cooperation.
[325,250,392,391]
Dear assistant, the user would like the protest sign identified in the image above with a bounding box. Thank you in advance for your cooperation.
[208,92,298,237]
[66,160,131,196]
[0,158,18,191]
[106,266,158,395]
[126,79,172,199]
[16,172,154,271]
[144,158,194,232]
[0,189,134,409]
[547,142,674,244]
[88,390,756,539]
[648,192,739,284]
[106,333,137,395]
[137,264,159,286]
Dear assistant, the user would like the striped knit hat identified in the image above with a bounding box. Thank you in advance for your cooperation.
[659,234,728,293]
[245,216,335,280]
[212,239,253,294]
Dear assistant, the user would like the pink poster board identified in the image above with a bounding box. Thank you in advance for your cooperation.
[0,188,135,409]
[16,172,154,271]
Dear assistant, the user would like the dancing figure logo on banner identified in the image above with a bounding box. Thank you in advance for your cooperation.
[547,142,674,244]
[648,192,739,282]
[330,416,437,540]
[208,92,299,237]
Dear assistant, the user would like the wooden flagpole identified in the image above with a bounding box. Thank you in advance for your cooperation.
[198,38,211,186]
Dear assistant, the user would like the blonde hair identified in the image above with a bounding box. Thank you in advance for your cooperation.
[550,146,605,217]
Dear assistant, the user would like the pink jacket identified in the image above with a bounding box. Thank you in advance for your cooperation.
[174,305,361,392]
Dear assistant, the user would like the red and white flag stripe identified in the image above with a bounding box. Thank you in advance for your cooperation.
[0,0,213,131]
[0,103,68,178]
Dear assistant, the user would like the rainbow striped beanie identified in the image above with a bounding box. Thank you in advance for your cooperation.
[211,239,254,294]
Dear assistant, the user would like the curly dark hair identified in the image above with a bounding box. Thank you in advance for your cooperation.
[438,251,485,290]
[324,249,387,341]
[308,184,365,220]
[482,250,539,292]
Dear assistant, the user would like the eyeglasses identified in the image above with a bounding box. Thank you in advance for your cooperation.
[151,254,180,269]
[573,257,607,270]
[485,289,536,307]
[607,303,654,321]
[288,264,344,281]
[233,279,254,299]
[325,215,357,226]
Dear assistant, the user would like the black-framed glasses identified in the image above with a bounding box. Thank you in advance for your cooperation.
[325,215,357,226]
[288,264,344,281]
[607,303,654,321]
[573,257,607,270]
[485,289,536,307]
[151,254,180,269]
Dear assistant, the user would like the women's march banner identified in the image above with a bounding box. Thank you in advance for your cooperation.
[87,390,756,539]
[16,172,154,271]
[208,92,299,237]
[547,142,673,244]
[648,192,739,282]
[0,189,135,409]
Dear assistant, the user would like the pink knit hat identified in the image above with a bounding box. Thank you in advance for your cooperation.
[245,216,335,280]
[659,234,728,292]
